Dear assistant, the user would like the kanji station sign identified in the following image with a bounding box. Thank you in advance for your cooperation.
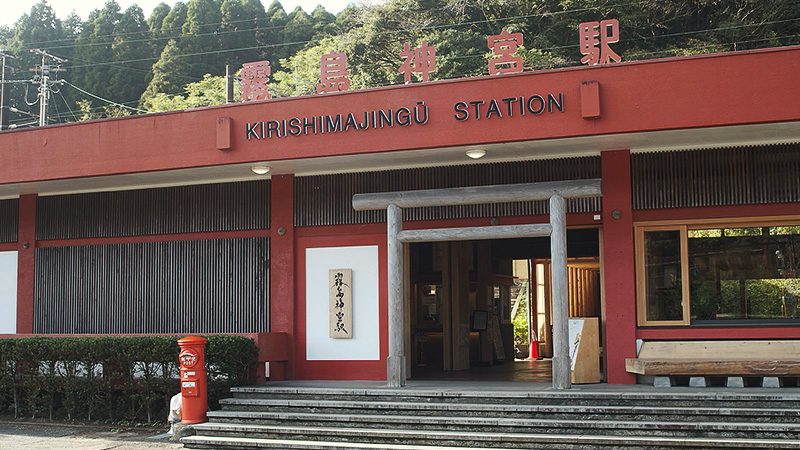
[238,20,621,103]
[238,21,620,140]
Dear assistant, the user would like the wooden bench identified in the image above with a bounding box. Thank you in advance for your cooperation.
[625,340,800,388]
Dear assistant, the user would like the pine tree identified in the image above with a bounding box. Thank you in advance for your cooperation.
[147,2,172,60]
[139,38,185,109]
[109,5,151,106]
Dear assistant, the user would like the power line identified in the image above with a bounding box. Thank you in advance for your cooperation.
[30,49,67,127]
[58,12,800,75]
[64,81,150,114]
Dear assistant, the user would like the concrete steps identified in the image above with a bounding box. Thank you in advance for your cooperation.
[181,385,800,449]
[217,397,800,422]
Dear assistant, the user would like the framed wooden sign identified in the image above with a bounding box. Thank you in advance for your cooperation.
[329,268,353,339]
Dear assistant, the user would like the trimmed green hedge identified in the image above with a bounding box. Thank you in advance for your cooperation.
[0,335,259,423]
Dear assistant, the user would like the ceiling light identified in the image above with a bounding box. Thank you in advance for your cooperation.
[251,165,270,175]
[465,149,486,159]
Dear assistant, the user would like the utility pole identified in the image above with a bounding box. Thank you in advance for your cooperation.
[0,50,14,131]
[30,49,67,127]
[225,63,233,104]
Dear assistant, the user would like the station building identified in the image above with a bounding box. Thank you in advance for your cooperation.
[0,45,798,385]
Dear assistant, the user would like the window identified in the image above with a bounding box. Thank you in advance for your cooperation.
[636,220,800,326]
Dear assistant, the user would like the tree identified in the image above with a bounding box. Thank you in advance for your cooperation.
[5,1,68,125]
[147,2,172,60]
[220,0,268,68]
[311,5,337,37]
[139,39,188,109]
[146,73,236,112]
[6,0,66,77]
[70,1,121,110]
[160,1,188,35]
[109,5,151,105]
[265,1,289,65]
[271,37,337,96]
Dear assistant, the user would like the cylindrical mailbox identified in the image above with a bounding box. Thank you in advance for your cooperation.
[178,336,208,424]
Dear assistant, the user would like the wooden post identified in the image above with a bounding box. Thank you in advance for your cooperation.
[550,194,571,389]
[386,204,406,387]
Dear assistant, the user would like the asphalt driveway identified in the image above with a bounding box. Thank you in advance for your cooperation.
[0,421,182,449]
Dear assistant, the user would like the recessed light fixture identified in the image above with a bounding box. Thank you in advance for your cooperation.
[465,149,486,159]
[251,165,270,175]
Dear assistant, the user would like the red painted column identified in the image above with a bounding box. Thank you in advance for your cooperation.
[16,194,36,334]
[270,174,295,379]
[600,150,637,384]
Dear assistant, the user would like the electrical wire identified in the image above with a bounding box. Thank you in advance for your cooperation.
[6,1,799,114]
[58,89,79,122]
[64,81,150,114]
[7,0,798,92]
[12,0,688,52]
[57,15,800,76]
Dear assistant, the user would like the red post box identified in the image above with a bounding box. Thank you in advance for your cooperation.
[178,336,208,424]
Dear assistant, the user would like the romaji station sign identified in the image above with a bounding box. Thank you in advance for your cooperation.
[238,21,619,142]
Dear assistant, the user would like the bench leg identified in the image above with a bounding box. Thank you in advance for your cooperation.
[726,377,744,388]
[653,376,672,388]
[762,377,780,388]
[689,376,707,388]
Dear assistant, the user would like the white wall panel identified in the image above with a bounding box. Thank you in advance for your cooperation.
[0,251,18,334]
[306,246,379,360]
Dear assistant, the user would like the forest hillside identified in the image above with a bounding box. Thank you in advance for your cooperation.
[1,0,798,127]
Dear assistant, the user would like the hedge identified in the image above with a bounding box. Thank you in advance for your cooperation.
[0,335,259,424]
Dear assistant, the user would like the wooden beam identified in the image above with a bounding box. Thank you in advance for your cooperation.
[626,359,800,376]
[352,179,602,211]
[638,340,800,360]
[397,224,552,243]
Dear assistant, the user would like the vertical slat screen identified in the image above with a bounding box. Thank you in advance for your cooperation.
[33,237,269,334]
[568,266,600,318]
[295,157,601,226]
[0,198,18,243]
[37,180,271,240]
[632,143,800,209]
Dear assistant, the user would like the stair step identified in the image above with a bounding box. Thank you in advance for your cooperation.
[192,422,800,442]
[219,397,800,419]
[197,386,800,448]
[229,386,800,408]
[204,410,800,437]
[182,434,800,449]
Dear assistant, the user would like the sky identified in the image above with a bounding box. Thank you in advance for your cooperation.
[3,0,357,28]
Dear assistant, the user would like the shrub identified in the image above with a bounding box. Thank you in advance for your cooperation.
[0,335,258,424]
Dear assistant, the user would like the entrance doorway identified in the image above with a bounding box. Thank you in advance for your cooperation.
[408,229,601,382]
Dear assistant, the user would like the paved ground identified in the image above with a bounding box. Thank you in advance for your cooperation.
[0,421,182,449]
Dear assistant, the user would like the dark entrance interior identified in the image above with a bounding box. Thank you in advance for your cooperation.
[409,228,601,382]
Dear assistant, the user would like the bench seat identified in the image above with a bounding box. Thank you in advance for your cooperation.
[625,340,800,387]
[625,359,800,377]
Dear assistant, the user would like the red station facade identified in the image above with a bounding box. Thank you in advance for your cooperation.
[0,46,799,385]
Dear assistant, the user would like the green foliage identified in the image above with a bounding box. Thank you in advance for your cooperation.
[271,37,337,96]
[146,73,238,111]
[512,291,529,346]
[0,335,259,423]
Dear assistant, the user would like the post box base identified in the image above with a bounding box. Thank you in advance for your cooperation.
[180,418,208,425]
[170,422,196,440]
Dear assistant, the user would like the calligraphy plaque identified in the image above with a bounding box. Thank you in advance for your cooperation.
[329,268,353,339]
